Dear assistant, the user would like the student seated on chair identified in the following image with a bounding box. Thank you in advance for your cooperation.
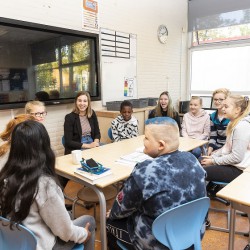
[106,117,207,250]
[201,95,250,183]
[207,88,231,156]
[148,91,181,130]
[0,120,95,250]
[181,96,210,158]
[111,100,139,142]
[64,91,101,155]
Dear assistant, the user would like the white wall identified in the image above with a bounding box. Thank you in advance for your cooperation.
[0,0,188,156]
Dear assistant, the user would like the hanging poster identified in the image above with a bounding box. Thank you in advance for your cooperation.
[124,78,134,97]
[82,0,99,32]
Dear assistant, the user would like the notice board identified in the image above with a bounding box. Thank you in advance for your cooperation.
[100,28,137,105]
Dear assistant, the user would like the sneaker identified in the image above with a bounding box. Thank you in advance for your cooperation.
[205,219,211,229]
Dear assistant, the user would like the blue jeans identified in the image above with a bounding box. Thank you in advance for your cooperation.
[81,135,94,144]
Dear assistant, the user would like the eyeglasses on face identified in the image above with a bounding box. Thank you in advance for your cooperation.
[213,98,225,103]
[31,111,47,117]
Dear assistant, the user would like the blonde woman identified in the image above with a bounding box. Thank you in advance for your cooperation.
[25,100,47,122]
[207,88,231,156]
[202,95,250,183]
[148,91,181,129]
[64,91,101,155]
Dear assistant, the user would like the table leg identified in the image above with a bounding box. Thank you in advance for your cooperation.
[88,185,107,250]
[229,205,236,250]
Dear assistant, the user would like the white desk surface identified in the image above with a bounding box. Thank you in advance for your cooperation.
[56,135,207,188]
[243,167,250,173]
[217,172,250,206]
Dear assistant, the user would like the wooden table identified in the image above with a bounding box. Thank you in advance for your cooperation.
[217,172,250,250]
[56,135,208,250]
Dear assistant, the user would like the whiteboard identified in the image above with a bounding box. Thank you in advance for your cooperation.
[100,28,137,105]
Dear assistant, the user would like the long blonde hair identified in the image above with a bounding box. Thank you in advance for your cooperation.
[73,91,93,118]
[226,95,250,136]
[0,114,35,156]
[155,91,176,118]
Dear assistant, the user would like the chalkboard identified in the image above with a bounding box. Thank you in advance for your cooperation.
[100,28,137,105]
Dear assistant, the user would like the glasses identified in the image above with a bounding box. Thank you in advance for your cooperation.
[213,98,225,103]
[31,111,47,118]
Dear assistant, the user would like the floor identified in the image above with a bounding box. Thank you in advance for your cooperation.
[64,181,249,250]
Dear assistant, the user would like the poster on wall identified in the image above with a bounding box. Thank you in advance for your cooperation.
[124,78,134,97]
[82,0,99,32]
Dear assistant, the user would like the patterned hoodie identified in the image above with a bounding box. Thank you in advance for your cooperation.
[111,115,139,142]
[181,109,210,140]
[109,150,207,250]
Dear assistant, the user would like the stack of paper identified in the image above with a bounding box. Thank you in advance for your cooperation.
[116,149,152,167]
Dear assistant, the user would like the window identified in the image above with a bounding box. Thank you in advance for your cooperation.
[190,45,250,95]
[0,18,100,109]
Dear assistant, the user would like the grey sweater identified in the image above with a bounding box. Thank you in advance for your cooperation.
[22,176,87,250]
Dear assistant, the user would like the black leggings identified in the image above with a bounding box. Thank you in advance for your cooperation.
[204,164,243,183]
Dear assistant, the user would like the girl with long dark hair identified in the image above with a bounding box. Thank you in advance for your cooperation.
[0,120,95,250]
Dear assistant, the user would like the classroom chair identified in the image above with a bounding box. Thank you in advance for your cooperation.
[116,240,129,250]
[152,197,210,250]
[0,215,84,250]
[208,181,249,237]
[108,127,113,141]
[0,215,37,250]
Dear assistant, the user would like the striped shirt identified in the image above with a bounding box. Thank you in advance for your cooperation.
[79,115,91,136]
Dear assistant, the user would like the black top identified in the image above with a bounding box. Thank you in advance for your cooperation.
[148,108,181,130]
[63,111,101,155]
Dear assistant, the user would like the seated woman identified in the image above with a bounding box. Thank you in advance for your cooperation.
[202,95,250,183]
[0,114,35,171]
[181,96,210,158]
[64,91,101,155]
[148,91,181,129]
[0,120,96,250]
[25,100,47,123]
[207,88,231,156]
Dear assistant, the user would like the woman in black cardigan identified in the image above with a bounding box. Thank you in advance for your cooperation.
[64,91,101,155]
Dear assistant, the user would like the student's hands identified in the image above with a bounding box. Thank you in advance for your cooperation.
[207,147,213,156]
[201,156,214,166]
[81,141,99,149]
[83,223,91,243]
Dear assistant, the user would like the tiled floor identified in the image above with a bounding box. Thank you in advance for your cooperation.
[64,181,249,250]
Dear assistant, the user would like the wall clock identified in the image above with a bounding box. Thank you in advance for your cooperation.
[157,25,168,44]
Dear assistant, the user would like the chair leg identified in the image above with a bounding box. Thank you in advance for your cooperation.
[72,197,79,219]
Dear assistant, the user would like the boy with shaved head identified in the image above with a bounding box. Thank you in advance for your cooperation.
[106,117,207,250]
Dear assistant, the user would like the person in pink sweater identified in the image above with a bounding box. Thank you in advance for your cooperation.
[181,96,210,158]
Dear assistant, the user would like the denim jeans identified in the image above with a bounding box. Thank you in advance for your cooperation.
[81,135,93,145]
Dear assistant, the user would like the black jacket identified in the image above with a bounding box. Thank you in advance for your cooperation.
[63,111,101,155]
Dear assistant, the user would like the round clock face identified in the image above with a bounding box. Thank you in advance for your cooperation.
[157,25,168,44]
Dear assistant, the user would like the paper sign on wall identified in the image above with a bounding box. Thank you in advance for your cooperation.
[82,0,99,31]
[124,77,134,97]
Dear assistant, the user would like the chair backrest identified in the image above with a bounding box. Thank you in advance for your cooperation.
[152,197,210,250]
[62,135,65,147]
[108,127,113,140]
[0,216,37,250]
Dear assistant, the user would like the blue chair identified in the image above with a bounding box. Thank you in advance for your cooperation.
[108,127,113,141]
[0,215,84,250]
[117,240,128,250]
[0,216,37,250]
[152,197,210,250]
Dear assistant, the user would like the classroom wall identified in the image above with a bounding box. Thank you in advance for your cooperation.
[0,0,188,156]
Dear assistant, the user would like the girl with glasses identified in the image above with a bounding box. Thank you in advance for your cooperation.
[207,88,231,156]
[25,100,47,122]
